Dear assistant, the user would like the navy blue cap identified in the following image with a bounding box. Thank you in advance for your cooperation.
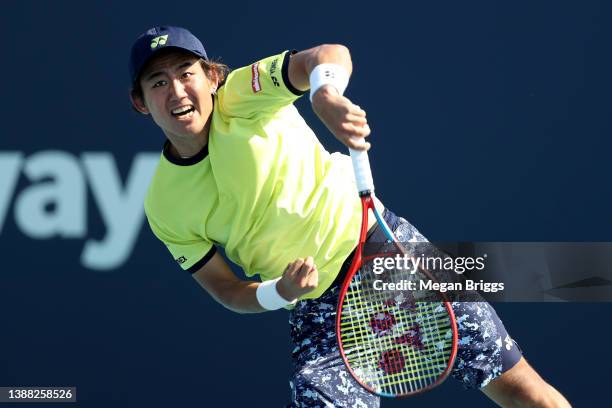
[129,26,208,84]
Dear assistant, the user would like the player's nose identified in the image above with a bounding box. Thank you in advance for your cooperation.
[169,79,188,100]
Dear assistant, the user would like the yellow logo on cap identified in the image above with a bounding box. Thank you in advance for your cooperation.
[150,35,169,49]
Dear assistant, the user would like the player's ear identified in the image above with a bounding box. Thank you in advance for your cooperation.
[130,89,150,115]
[209,71,219,94]
[205,63,220,91]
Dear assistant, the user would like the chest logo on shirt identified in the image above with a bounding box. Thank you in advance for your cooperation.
[251,62,262,93]
[176,256,187,264]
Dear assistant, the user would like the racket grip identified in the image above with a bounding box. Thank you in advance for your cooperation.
[349,147,374,194]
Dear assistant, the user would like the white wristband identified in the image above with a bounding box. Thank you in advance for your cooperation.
[256,277,297,310]
[309,63,350,102]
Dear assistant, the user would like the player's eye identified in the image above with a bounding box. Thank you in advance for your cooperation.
[152,80,167,89]
[181,72,193,80]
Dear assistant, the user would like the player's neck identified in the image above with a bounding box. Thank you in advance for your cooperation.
[165,119,211,160]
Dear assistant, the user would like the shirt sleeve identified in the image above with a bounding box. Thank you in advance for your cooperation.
[146,214,216,274]
[217,50,306,118]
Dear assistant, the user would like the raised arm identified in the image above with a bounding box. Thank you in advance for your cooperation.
[287,44,353,91]
[288,44,371,150]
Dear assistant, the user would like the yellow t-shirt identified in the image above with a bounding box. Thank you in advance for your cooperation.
[145,50,362,299]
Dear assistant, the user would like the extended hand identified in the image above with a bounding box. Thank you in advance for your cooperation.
[276,256,319,301]
[311,86,371,150]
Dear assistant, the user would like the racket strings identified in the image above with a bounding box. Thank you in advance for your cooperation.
[339,265,455,396]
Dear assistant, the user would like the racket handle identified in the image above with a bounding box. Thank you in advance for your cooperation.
[349,147,374,194]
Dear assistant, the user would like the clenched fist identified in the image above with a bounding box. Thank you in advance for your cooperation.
[276,256,319,301]
[311,85,371,151]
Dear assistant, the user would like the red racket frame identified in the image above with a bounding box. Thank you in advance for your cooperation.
[335,194,459,398]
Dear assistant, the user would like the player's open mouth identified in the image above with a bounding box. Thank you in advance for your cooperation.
[171,105,196,117]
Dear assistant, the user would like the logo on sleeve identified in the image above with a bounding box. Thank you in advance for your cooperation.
[251,62,262,93]
[270,58,280,87]
[176,256,187,264]
[150,35,169,49]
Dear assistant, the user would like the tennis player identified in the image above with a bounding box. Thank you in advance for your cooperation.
[129,26,570,407]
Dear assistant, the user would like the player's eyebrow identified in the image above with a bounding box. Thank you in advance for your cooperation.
[145,71,165,82]
[144,60,195,82]
[176,61,194,70]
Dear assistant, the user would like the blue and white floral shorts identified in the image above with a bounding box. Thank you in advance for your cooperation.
[286,209,522,408]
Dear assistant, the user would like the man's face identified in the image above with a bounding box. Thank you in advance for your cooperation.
[135,50,216,139]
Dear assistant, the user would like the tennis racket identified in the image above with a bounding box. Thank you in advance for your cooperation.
[335,146,458,398]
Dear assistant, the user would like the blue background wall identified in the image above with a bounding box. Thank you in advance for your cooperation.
[0,1,610,406]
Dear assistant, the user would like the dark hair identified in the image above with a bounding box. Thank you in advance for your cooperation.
[130,57,230,111]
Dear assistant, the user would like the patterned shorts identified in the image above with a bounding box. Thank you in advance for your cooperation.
[286,210,522,408]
